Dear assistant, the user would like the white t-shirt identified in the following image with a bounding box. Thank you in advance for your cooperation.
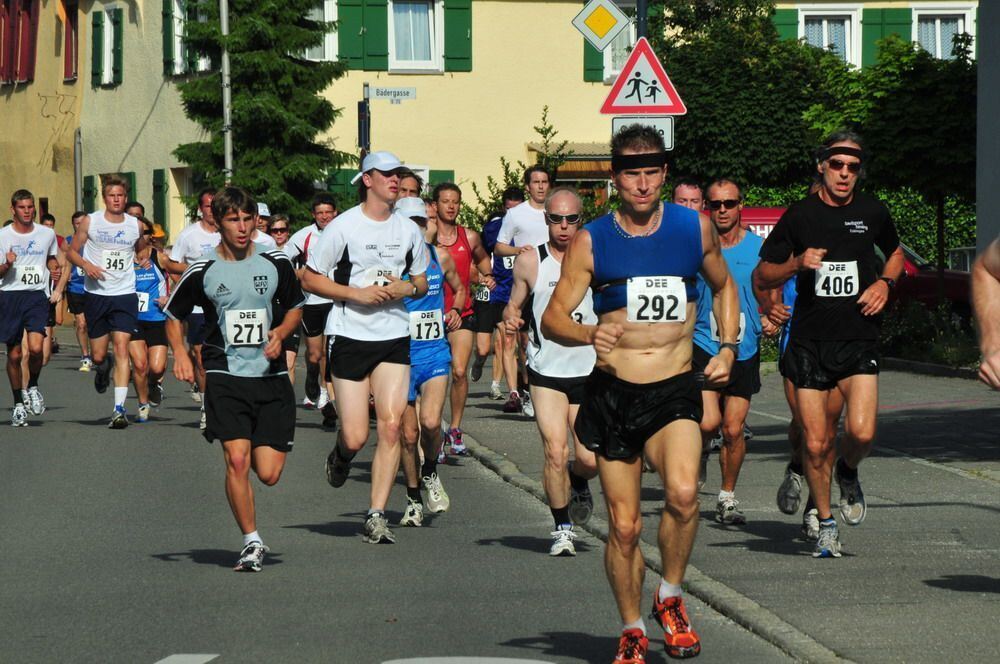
[497,201,548,249]
[82,211,142,296]
[253,231,277,249]
[170,222,220,314]
[285,224,332,306]
[0,224,59,293]
[306,205,430,341]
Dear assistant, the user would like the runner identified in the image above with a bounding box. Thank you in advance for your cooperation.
[252,203,277,248]
[166,186,304,572]
[64,211,92,371]
[973,235,1000,390]
[130,217,169,419]
[541,125,739,660]
[398,170,424,199]
[672,178,704,211]
[754,131,904,558]
[302,151,430,544]
[0,190,61,426]
[267,213,300,386]
[394,196,466,526]
[38,213,65,359]
[433,182,494,456]
[503,186,598,556]
[67,176,146,429]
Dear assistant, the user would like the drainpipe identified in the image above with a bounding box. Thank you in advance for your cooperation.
[74,128,83,210]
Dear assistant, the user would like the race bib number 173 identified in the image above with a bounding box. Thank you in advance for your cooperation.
[626,277,687,323]
[410,310,444,341]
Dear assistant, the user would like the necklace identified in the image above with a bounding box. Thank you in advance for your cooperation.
[613,207,661,239]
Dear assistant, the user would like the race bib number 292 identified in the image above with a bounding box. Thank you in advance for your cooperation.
[626,277,687,323]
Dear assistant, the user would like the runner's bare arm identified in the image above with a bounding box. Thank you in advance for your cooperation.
[301,267,391,305]
[754,247,827,290]
[858,246,905,316]
[264,308,303,361]
[467,229,496,291]
[502,248,537,334]
[973,237,1000,389]
[541,229,606,348]
[166,319,194,382]
[699,216,738,385]
[67,215,104,279]
[440,250,467,330]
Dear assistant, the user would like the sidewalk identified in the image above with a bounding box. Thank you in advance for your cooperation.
[452,364,1000,663]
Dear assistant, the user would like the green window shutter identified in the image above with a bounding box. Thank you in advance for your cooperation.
[772,9,798,41]
[583,41,603,82]
[338,0,364,69]
[363,0,388,71]
[83,175,97,211]
[111,8,123,85]
[124,172,137,201]
[186,2,200,73]
[153,169,168,225]
[327,169,356,205]
[428,169,455,187]
[883,9,912,43]
[443,0,472,73]
[162,0,173,75]
[862,8,911,67]
[91,11,104,87]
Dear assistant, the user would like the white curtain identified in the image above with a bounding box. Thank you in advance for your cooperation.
[394,1,432,62]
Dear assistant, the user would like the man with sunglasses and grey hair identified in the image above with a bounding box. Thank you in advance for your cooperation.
[754,131,904,559]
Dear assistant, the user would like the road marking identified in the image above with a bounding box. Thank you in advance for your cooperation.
[154,656,219,664]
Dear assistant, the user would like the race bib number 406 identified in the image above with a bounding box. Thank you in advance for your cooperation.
[102,250,128,272]
[410,310,444,341]
[814,261,859,298]
[225,309,268,347]
[626,277,686,323]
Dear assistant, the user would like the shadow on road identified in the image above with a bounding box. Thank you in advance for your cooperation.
[150,548,284,568]
[501,631,667,663]
[701,518,821,557]
[924,575,1000,593]
[475,535,593,554]
[284,518,368,539]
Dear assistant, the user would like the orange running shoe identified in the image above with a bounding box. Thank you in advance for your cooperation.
[650,594,701,658]
[614,628,648,663]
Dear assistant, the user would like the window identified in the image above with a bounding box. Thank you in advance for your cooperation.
[304,1,338,62]
[63,1,78,81]
[914,6,975,59]
[164,0,211,76]
[0,0,39,84]
[603,1,636,83]
[388,0,443,71]
[799,5,861,67]
[92,5,123,87]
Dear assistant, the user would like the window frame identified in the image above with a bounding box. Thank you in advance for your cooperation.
[387,0,444,73]
[913,4,976,59]
[304,0,338,63]
[797,4,862,68]
[170,0,211,76]
[63,1,78,81]
[602,0,636,84]
[100,5,114,85]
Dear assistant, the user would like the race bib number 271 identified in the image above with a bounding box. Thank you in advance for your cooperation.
[626,277,687,323]
[225,309,268,347]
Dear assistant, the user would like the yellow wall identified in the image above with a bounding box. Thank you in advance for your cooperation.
[776,1,971,8]
[0,4,84,236]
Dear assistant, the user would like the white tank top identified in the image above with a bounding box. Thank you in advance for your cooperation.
[527,243,597,378]
[83,211,142,296]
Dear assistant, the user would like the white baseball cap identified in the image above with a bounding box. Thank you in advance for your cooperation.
[395,196,427,220]
[256,202,271,217]
[350,151,405,184]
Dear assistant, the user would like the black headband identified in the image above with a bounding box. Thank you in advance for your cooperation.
[611,152,668,173]
[820,146,864,162]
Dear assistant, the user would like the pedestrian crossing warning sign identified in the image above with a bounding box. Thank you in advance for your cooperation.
[600,38,687,116]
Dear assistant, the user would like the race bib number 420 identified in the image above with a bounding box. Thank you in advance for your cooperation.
[102,250,128,272]
[15,265,43,286]
[410,310,444,341]
[626,277,686,323]
[225,309,268,346]
[814,261,859,298]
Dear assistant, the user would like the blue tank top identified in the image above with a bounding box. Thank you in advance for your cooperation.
[405,244,450,361]
[693,231,763,361]
[778,278,798,355]
[66,234,86,295]
[589,205,702,315]
[134,250,167,322]
[482,216,513,303]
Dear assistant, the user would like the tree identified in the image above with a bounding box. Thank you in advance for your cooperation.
[174,1,350,223]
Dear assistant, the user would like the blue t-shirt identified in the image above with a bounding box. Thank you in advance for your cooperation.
[778,278,798,355]
[134,250,168,322]
[481,215,513,304]
[405,244,451,364]
[693,230,763,361]
[66,234,86,295]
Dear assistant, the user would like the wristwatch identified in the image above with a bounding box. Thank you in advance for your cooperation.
[720,342,739,356]
[879,276,896,289]
[411,283,418,296]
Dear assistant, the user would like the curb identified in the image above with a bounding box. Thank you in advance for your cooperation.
[882,357,978,380]
[463,434,852,664]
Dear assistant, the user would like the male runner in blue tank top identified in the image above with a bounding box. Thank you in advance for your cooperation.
[64,212,92,371]
[542,125,740,662]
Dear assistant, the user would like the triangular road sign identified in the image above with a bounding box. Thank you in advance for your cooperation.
[600,37,687,115]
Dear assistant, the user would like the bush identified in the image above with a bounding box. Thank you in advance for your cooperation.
[880,300,979,366]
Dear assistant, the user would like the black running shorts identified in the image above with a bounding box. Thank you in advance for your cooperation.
[203,373,295,451]
[66,291,87,315]
[328,335,409,382]
[301,303,333,338]
[473,300,505,334]
[575,369,703,460]
[446,313,476,335]
[780,337,879,391]
[132,320,168,347]
[692,345,761,400]
[527,367,588,405]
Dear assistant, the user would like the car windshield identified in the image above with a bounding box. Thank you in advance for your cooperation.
[900,243,933,269]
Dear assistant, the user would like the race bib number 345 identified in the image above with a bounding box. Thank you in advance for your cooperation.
[225,309,268,346]
[102,250,128,272]
[410,310,444,341]
[626,277,687,323]
[814,261,859,298]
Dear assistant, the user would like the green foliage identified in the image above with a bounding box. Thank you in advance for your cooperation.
[173,0,350,224]
[880,300,979,367]
[759,333,779,363]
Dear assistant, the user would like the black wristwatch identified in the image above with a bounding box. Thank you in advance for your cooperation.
[720,342,739,356]
[879,276,896,290]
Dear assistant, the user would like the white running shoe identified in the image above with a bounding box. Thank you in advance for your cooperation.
[521,392,535,418]
[137,403,151,423]
[549,528,578,556]
[715,496,747,525]
[79,357,92,372]
[317,386,330,410]
[801,508,820,541]
[363,512,396,544]
[26,387,45,416]
[422,472,451,513]
[234,541,269,572]
[302,395,315,409]
[11,403,28,427]
[199,407,207,431]
[400,499,424,527]
[189,386,202,403]
[777,464,804,515]
[489,382,503,400]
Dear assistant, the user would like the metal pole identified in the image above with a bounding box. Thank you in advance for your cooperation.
[74,128,83,211]
[220,0,233,183]
[636,0,648,39]
[358,82,371,160]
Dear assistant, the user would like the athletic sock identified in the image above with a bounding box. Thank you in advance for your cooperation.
[366,508,384,518]
[819,517,836,527]
[718,489,735,502]
[27,372,39,389]
[657,578,683,602]
[337,440,357,463]
[568,464,589,492]
[804,494,816,512]
[243,530,262,546]
[11,387,21,403]
[623,617,646,635]
[789,459,804,475]
[836,457,857,480]
[551,505,571,529]
[406,486,422,502]
[114,387,128,408]
[421,457,438,478]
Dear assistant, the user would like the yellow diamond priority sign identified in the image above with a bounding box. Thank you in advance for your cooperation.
[573,0,631,51]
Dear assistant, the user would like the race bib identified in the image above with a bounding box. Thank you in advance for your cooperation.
[626,277,687,323]
[102,249,128,272]
[409,310,444,342]
[75,266,86,277]
[137,292,150,313]
[474,285,490,303]
[364,266,394,287]
[502,255,516,270]
[814,261,859,298]
[15,265,43,287]
[710,312,746,344]
[224,309,268,347]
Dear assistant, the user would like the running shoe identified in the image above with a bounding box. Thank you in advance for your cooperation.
[470,355,486,382]
[79,356,92,372]
[813,520,842,558]
[801,508,820,542]
[189,384,202,403]
[715,496,746,525]
[94,361,110,394]
[521,391,535,418]
[50,340,60,354]
[569,484,594,525]
[305,369,320,403]
[708,430,723,451]
[744,424,754,441]
[321,402,338,430]
[363,512,396,544]
[325,445,351,488]
[835,461,867,526]
[136,403,151,423]
[448,428,468,456]
[149,383,163,408]
[368,394,376,420]
[650,594,701,659]
[776,464,804,515]
[549,527,577,556]
[489,382,504,400]
[421,472,450,513]
[302,395,315,409]
[199,407,207,431]
[317,386,329,410]
[26,387,45,416]
[502,390,522,413]
[614,628,649,663]
[698,448,710,490]
[109,405,129,429]
[400,498,424,527]
[11,403,28,427]
[233,541,268,572]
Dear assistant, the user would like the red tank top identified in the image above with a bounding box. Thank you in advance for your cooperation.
[438,225,473,317]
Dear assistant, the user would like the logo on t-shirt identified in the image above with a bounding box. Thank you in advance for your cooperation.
[12,240,45,257]
[844,220,869,234]
[215,283,232,297]
[253,275,269,295]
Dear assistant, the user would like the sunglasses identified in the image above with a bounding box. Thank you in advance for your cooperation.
[827,158,862,174]
[270,227,289,234]
[142,231,153,236]
[545,213,582,225]
[707,199,740,211]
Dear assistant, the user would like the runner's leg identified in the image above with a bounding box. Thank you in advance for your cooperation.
[369,362,408,511]
[447,328,474,430]
[597,454,645,623]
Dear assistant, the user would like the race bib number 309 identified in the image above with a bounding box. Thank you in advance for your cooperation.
[225,309,268,347]
[410,310,444,341]
[814,261,859,298]
[626,277,686,323]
